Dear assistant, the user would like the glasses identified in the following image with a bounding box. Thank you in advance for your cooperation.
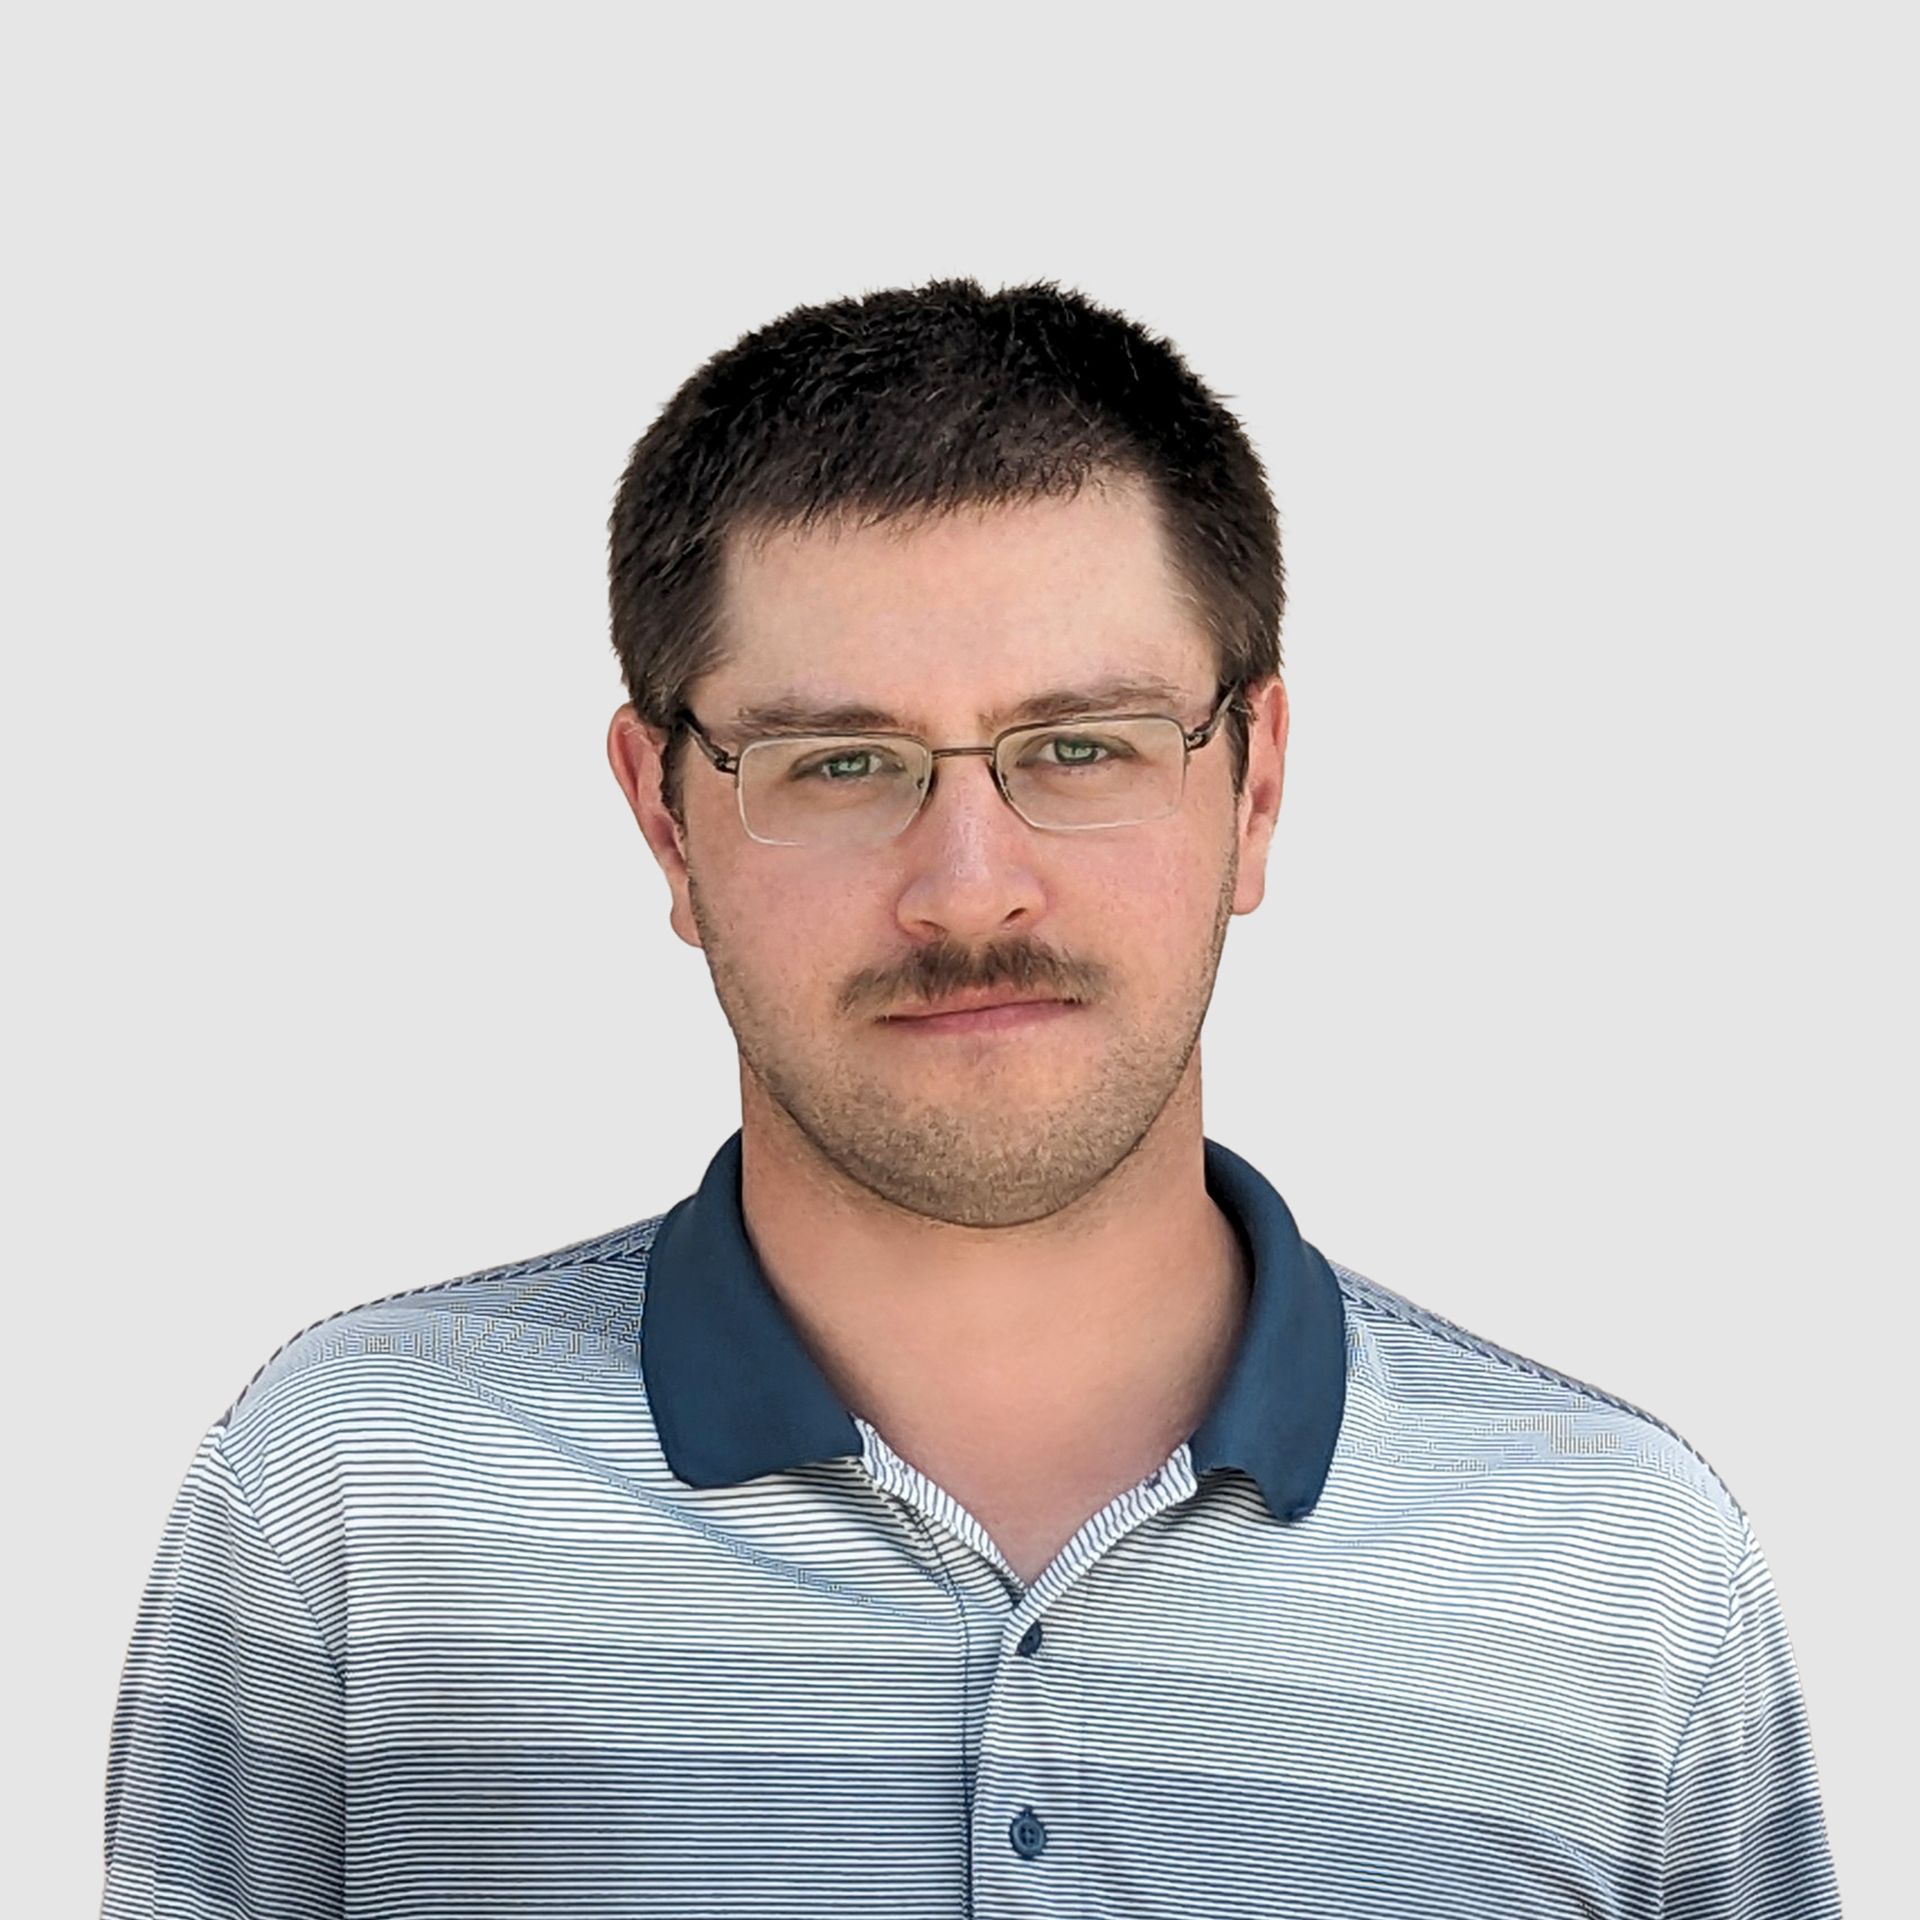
[673,683,1243,848]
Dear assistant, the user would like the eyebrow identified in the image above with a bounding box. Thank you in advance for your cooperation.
[725,673,1199,738]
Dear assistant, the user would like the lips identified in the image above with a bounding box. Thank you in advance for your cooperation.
[886,992,1071,1019]
[881,996,1080,1035]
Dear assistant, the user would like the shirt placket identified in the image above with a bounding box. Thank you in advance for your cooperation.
[857,1419,1196,1919]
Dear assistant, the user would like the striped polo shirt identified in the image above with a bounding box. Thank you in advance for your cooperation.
[102,1129,1841,1916]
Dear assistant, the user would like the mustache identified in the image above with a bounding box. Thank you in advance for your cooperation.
[846,936,1104,1014]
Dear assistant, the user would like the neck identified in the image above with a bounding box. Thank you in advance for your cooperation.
[733,1070,1252,1481]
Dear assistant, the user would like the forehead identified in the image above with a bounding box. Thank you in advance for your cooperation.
[709,478,1213,734]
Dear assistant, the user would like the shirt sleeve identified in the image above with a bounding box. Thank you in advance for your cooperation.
[1662,1515,1842,1917]
[101,1425,345,1918]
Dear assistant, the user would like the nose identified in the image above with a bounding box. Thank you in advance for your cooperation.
[890,750,1047,942]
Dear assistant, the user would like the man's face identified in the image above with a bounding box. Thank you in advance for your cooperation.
[609,476,1287,1229]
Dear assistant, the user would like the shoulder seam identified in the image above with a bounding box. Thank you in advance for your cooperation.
[210,1427,347,1685]
[1324,1254,1747,1523]
[213,1211,669,1435]
[1660,1511,1755,1809]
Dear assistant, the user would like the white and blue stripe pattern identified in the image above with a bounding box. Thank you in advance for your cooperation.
[101,1130,1841,1915]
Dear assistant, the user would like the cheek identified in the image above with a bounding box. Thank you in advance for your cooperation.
[706,865,864,990]
[1077,831,1212,926]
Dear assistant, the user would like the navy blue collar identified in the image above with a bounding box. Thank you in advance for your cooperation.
[641,1130,1348,1523]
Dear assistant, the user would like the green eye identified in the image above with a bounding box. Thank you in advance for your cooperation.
[797,748,888,781]
[1024,732,1129,768]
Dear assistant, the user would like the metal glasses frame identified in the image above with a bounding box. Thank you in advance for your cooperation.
[671,681,1245,844]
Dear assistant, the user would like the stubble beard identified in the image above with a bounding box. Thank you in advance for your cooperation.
[686,848,1239,1230]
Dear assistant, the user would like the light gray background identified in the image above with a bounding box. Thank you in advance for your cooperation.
[9,4,1911,1911]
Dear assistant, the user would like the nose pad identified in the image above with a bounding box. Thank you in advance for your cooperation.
[912,750,1022,836]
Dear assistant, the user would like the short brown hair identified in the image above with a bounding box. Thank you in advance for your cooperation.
[608,276,1284,823]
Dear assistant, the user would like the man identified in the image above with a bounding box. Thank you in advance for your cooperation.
[102,278,1840,1916]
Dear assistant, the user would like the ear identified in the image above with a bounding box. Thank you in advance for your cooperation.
[606,704,704,950]
[1230,675,1289,915]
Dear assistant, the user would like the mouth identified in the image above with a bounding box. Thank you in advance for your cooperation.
[880,995,1081,1036]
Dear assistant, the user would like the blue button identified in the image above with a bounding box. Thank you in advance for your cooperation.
[1009,1806,1048,1859]
[1017,1621,1043,1657]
